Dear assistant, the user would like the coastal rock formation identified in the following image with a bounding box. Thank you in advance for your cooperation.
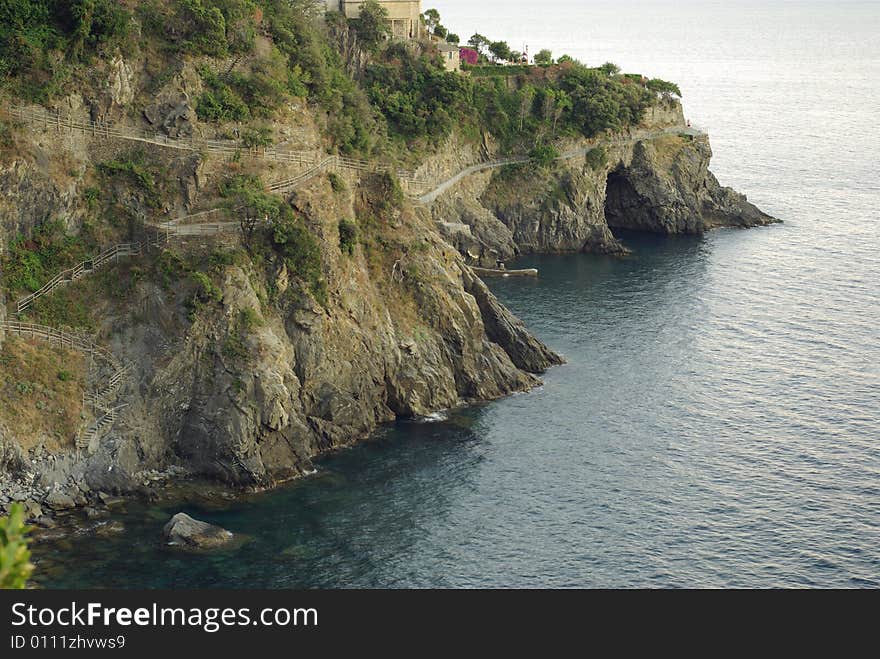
[0,93,562,505]
[163,513,234,549]
[0,45,767,515]
[429,117,776,264]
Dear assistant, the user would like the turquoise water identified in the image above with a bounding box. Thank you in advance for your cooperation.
[30,1,880,587]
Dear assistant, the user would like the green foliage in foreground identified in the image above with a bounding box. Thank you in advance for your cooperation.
[0,503,34,590]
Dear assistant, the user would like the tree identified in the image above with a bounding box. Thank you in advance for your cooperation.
[176,0,229,56]
[488,40,511,63]
[551,90,572,135]
[467,33,489,54]
[528,143,559,168]
[422,8,440,32]
[220,175,279,249]
[446,33,459,44]
[534,49,553,66]
[518,84,536,131]
[433,25,447,40]
[598,61,620,76]
[352,0,390,50]
[646,78,682,97]
[557,54,574,64]
[0,503,34,589]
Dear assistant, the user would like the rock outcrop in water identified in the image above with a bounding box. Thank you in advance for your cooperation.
[163,512,234,549]
[430,102,776,264]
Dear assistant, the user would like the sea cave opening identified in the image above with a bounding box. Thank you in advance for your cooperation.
[603,167,655,235]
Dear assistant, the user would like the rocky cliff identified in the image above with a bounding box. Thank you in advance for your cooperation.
[428,102,776,265]
[0,57,773,520]
[0,67,562,515]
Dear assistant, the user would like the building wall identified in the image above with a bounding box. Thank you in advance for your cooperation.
[437,46,460,72]
[337,1,423,39]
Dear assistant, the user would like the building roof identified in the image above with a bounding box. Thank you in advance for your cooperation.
[437,42,459,53]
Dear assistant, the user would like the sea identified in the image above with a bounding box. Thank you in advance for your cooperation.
[30,0,880,588]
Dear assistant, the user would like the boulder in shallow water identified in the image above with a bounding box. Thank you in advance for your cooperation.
[163,513,234,549]
[45,490,76,511]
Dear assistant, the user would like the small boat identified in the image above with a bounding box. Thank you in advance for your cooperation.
[471,266,538,278]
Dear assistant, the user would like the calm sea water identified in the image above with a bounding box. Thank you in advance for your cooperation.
[31,1,880,587]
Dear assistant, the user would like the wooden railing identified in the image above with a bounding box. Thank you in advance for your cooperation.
[0,320,117,366]
[0,320,130,451]
[10,103,705,211]
[266,155,427,195]
[15,242,141,313]
[10,105,430,194]
[9,106,316,164]
[76,404,127,451]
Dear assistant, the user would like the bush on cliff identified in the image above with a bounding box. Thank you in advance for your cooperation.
[269,206,326,305]
[1,220,93,296]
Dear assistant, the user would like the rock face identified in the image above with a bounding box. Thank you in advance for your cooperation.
[163,513,234,549]
[112,187,561,486]
[430,114,776,263]
[0,68,767,511]
[602,136,773,234]
[143,94,196,138]
[0,84,561,505]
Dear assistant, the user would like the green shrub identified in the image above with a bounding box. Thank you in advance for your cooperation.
[97,151,162,207]
[196,61,289,123]
[647,78,682,97]
[0,503,34,589]
[220,174,280,221]
[82,186,100,210]
[462,64,532,77]
[1,220,91,296]
[270,207,325,305]
[173,0,230,57]
[57,370,73,381]
[191,271,222,304]
[222,308,260,362]
[529,143,559,168]
[28,284,95,330]
[196,68,250,122]
[584,146,607,171]
[153,250,188,290]
[241,125,272,148]
[328,172,346,192]
[0,120,13,150]
[365,44,472,142]
[0,0,131,100]
[338,219,358,255]
[238,306,262,329]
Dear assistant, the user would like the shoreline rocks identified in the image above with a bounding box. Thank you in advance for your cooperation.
[163,512,234,550]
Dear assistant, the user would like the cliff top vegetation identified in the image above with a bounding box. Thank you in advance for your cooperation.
[0,0,681,158]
